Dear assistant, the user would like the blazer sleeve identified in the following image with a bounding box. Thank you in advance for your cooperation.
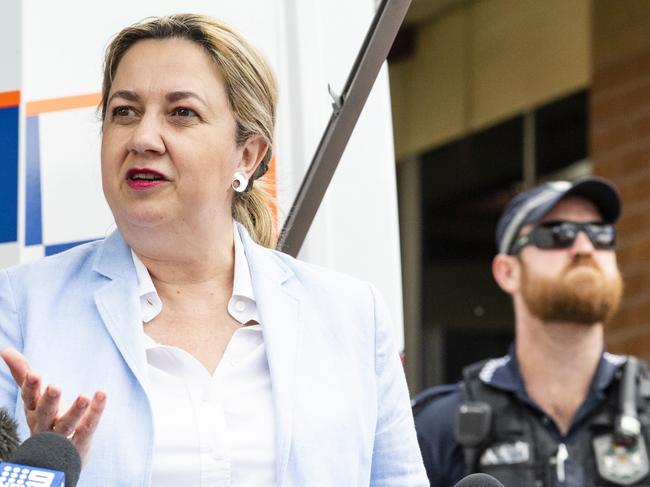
[0,270,22,411]
[368,284,429,487]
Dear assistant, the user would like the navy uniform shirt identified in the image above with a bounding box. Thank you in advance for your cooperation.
[413,346,626,487]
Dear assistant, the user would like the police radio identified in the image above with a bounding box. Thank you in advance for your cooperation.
[455,399,492,475]
[456,401,492,448]
[593,356,650,485]
[615,356,642,444]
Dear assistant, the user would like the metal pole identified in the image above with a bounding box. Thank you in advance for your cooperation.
[276,0,412,256]
[523,111,536,188]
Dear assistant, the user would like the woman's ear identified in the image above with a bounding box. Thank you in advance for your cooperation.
[492,254,521,295]
[237,135,269,178]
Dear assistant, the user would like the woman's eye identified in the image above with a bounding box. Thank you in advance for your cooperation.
[112,106,135,118]
[172,107,198,118]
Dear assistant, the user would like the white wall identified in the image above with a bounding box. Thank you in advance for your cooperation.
[274,0,405,346]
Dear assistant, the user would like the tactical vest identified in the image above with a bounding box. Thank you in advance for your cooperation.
[456,357,650,487]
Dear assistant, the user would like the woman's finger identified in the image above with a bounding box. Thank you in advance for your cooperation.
[32,384,61,432]
[53,395,89,437]
[20,371,41,411]
[71,391,106,463]
[0,347,31,386]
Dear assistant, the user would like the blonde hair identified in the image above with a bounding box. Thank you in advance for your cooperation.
[101,14,278,247]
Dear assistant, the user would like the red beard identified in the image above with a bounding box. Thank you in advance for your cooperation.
[520,254,623,325]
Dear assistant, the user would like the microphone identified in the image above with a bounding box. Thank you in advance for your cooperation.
[453,473,506,487]
[1,432,81,487]
[0,409,19,461]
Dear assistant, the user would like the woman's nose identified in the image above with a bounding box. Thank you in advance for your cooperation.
[127,114,165,155]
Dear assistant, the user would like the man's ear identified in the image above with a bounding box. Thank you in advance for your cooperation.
[492,254,521,294]
[237,134,269,178]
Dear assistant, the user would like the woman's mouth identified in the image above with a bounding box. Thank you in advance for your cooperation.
[126,168,168,189]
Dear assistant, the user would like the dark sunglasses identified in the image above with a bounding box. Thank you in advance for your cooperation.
[509,221,616,255]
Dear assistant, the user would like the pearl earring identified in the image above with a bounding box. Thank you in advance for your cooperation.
[232,171,249,193]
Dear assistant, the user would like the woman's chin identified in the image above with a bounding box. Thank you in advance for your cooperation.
[116,207,170,230]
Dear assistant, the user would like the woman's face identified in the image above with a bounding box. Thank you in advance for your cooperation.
[101,38,248,233]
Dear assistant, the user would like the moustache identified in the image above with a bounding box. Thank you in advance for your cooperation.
[560,255,604,284]
[565,254,600,272]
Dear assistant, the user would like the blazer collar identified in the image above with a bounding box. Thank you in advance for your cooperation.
[92,229,134,280]
[237,224,302,487]
[91,230,150,393]
[236,223,293,286]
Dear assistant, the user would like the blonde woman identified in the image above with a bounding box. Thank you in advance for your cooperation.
[0,14,427,486]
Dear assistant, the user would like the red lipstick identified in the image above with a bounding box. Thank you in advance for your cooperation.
[126,168,168,190]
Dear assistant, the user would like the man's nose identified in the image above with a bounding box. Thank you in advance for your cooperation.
[570,230,595,254]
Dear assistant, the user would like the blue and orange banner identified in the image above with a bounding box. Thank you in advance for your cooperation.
[0,90,20,109]
[26,92,101,116]
[0,90,20,244]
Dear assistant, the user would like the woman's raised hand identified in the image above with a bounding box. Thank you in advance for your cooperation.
[0,347,106,465]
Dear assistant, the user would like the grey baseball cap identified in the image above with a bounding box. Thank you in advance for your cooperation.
[495,177,621,255]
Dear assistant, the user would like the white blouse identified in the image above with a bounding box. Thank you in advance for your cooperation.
[131,226,276,486]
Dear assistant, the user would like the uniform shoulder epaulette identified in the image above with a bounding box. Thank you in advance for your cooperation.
[462,359,492,381]
[411,383,460,417]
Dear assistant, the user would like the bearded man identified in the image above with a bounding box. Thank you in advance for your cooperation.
[413,178,650,487]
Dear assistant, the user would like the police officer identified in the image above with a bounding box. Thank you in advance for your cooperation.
[414,177,650,486]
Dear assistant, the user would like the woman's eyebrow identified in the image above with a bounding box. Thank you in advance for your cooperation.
[107,90,140,104]
[166,91,208,107]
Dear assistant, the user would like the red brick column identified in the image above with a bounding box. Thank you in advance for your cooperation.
[592,1,650,359]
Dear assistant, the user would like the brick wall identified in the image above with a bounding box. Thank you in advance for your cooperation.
[592,1,650,359]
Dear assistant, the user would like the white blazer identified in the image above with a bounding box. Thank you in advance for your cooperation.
[0,225,428,486]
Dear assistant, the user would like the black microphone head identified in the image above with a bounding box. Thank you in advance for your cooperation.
[9,432,81,487]
[453,473,506,487]
[0,409,19,461]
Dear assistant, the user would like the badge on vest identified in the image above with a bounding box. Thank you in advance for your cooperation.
[479,441,530,466]
[593,434,650,485]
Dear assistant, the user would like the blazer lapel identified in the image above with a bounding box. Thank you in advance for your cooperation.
[92,231,150,393]
[93,226,302,484]
[238,225,302,487]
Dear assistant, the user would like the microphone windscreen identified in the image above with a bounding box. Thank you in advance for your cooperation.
[9,432,81,486]
[453,473,506,487]
[0,409,19,461]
